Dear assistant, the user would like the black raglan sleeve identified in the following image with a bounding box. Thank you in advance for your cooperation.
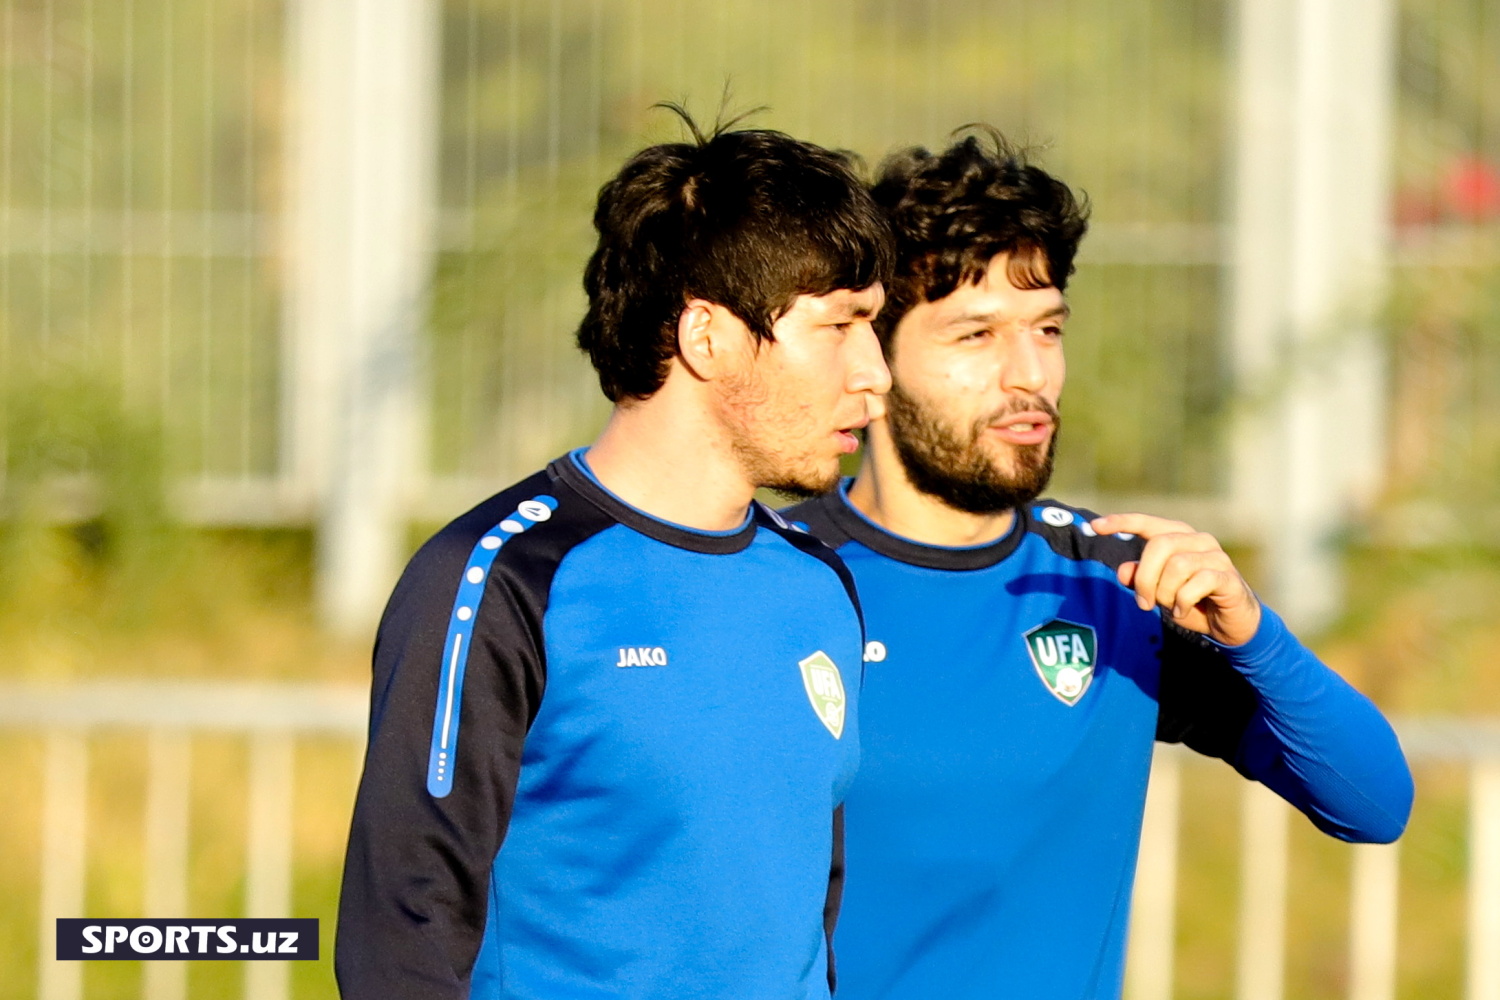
[1155,621,1261,762]
[824,804,846,994]
[335,514,548,1000]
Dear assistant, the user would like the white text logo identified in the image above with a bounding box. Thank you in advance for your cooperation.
[616,646,668,667]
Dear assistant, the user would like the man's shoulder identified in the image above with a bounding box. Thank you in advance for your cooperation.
[402,463,619,592]
[410,469,555,569]
[1023,498,1146,571]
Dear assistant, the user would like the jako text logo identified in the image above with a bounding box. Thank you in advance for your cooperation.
[616,646,668,667]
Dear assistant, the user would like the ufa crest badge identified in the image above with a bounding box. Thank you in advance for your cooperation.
[1024,619,1098,706]
[798,651,847,739]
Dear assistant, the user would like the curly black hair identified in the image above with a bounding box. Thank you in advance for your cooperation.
[576,105,894,403]
[870,128,1090,346]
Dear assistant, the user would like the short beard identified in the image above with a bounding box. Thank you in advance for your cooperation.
[885,383,1058,515]
[742,447,837,502]
[718,369,840,501]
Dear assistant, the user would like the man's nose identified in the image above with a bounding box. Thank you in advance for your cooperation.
[1000,332,1047,395]
[847,323,893,396]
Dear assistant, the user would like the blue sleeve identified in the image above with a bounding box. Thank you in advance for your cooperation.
[1216,606,1413,844]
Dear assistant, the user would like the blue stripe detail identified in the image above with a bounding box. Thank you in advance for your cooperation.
[426,494,559,798]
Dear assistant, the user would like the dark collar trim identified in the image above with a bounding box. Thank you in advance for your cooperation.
[548,457,759,555]
[815,485,1026,571]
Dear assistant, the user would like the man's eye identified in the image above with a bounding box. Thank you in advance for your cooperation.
[1041,325,1064,338]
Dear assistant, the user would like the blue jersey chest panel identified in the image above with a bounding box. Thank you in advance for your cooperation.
[834,530,1163,1000]
[483,522,860,1000]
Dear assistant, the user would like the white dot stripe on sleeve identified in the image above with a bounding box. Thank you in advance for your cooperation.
[425,493,559,797]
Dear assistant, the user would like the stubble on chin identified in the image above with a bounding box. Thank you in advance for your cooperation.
[716,368,840,500]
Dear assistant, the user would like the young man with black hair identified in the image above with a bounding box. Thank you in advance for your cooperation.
[337,117,892,1000]
[785,134,1413,1000]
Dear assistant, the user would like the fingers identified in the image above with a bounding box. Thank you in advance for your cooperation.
[1128,531,1222,613]
[1170,567,1232,620]
[1090,512,1194,540]
[1154,550,1222,613]
[1097,513,1256,641]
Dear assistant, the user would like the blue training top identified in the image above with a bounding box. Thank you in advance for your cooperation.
[785,485,1413,1000]
[338,452,863,1000]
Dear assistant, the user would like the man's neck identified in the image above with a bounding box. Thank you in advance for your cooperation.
[845,422,1016,547]
[583,380,756,532]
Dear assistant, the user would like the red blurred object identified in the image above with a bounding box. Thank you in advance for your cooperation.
[1444,155,1500,221]
[1394,185,1441,227]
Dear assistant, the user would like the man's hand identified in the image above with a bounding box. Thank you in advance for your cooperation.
[1090,513,1262,647]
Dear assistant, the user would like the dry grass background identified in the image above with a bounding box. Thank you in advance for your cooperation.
[0,524,368,1000]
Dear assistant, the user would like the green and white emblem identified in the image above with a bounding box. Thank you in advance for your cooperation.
[799,651,847,739]
[1024,619,1098,706]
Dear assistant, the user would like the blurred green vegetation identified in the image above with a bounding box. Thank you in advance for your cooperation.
[0,0,1498,997]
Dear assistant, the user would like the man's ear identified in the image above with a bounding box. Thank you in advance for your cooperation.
[676,299,743,382]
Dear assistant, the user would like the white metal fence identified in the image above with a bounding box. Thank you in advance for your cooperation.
[1129,719,1500,1000]
[0,680,1493,1000]
[0,682,366,1000]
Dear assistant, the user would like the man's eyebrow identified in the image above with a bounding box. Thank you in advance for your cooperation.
[942,310,1003,328]
[943,303,1071,327]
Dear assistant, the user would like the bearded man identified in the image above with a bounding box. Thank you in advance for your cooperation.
[338,115,892,1000]
[785,133,1412,1000]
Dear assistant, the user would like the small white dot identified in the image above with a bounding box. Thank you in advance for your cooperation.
[457,606,473,621]
[500,519,523,533]
[466,567,484,584]
[480,536,501,550]
[439,752,447,760]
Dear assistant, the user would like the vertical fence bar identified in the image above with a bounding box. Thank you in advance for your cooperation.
[1322,0,1395,516]
[1228,0,1396,632]
[1128,751,1182,1000]
[1227,0,1295,548]
[1236,782,1288,1000]
[1349,841,1400,1000]
[245,732,295,1000]
[37,730,88,1000]
[144,729,192,1000]
[287,0,441,634]
[1469,761,1500,1000]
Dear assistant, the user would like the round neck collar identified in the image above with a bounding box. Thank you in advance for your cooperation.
[819,480,1026,570]
[550,450,759,555]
